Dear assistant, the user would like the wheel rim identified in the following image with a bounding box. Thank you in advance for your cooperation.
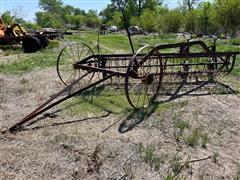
[125,45,163,109]
[57,42,101,89]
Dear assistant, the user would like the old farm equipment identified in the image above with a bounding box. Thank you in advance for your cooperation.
[0,18,49,53]
[1,2,239,134]
[1,39,239,134]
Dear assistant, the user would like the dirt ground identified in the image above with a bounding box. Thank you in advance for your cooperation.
[1,65,240,179]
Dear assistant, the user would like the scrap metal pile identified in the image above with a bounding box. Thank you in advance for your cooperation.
[0,17,49,53]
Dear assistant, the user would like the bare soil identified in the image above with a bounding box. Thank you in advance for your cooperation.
[1,65,240,179]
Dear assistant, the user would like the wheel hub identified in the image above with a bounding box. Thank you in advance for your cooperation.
[142,74,154,84]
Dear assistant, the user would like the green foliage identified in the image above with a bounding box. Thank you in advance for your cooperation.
[0,41,59,74]
[99,0,240,35]
[36,1,100,29]
[184,10,198,33]
[170,153,182,175]
[36,12,63,28]
[174,120,189,141]
[101,0,163,29]
[22,22,41,30]
[184,128,209,147]
[108,11,123,28]
[139,143,164,171]
[235,163,240,180]
[140,9,157,32]
[2,0,240,35]
[1,11,13,26]
[214,0,240,37]
[181,0,199,11]
[164,10,183,33]
[62,87,131,117]
[197,2,213,34]
[85,10,101,28]
[230,39,240,46]
[212,152,218,163]
[39,0,63,13]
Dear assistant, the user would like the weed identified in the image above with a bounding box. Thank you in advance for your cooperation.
[139,143,165,171]
[184,128,201,147]
[201,132,209,148]
[174,130,182,142]
[20,78,29,84]
[216,127,224,136]
[143,144,155,165]
[175,120,189,133]
[193,110,200,121]
[235,163,240,180]
[170,153,182,175]
[212,152,219,164]
[165,174,175,180]
[123,163,134,179]
[183,128,209,147]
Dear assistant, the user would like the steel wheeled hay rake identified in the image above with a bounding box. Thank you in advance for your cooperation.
[1,40,239,134]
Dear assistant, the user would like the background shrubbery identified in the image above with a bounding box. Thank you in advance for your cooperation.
[1,0,240,37]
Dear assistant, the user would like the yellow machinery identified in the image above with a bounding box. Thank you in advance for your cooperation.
[0,18,48,53]
[0,18,5,38]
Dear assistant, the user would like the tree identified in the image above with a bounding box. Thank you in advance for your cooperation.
[85,10,101,28]
[99,4,116,24]
[39,0,63,13]
[164,10,183,33]
[184,10,198,33]
[101,0,164,29]
[111,0,162,16]
[181,0,200,11]
[74,8,86,16]
[197,2,212,34]
[64,5,75,15]
[140,9,157,32]
[108,11,123,28]
[1,11,14,25]
[213,0,240,36]
[35,12,62,28]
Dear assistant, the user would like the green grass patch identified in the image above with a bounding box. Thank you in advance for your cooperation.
[0,41,60,74]
[183,127,209,147]
[61,86,132,117]
[230,38,240,46]
[0,45,23,55]
[139,143,165,171]
[0,50,57,74]
[231,56,240,76]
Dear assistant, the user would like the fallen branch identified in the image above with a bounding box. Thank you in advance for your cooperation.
[210,92,238,109]
[147,155,211,179]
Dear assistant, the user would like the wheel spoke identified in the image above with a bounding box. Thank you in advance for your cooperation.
[57,42,96,87]
[126,45,162,109]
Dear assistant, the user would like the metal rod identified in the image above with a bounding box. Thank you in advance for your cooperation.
[117,1,135,54]
[7,74,114,133]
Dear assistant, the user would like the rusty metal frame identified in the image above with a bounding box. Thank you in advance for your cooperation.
[1,40,239,134]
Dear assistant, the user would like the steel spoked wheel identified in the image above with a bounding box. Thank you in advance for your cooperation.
[57,42,101,89]
[125,45,163,109]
